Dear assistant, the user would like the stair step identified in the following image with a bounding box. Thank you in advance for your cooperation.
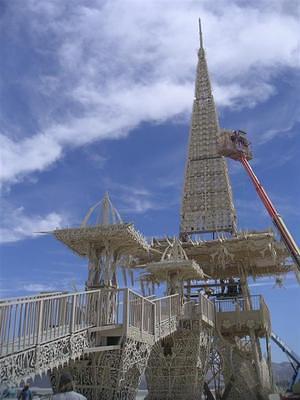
[89,324,123,333]
[84,345,121,353]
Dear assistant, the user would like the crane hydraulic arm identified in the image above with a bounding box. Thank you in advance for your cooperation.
[217,129,300,272]
[271,332,300,392]
[240,156,300,272]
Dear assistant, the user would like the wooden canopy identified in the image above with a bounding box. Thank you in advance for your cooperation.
[53,223,150,259]
[135,231,292,279]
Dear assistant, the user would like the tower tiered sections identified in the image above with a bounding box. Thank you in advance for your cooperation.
[180,22,236,236]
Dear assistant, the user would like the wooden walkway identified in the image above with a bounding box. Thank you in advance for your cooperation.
[0,288,215,384]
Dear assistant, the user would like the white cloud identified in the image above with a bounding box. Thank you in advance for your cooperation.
[0,133,62,184]
[259,117,300,144]
[23,283,58,293]
[0,278,82,298]
[1,0,299,185]
[0,203,66,243]
[107,183,165,215]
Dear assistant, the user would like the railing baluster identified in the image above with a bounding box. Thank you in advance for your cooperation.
[2,306,10,352]
[32,301,36,344]
[29,302,33,347]
[124,289,129,336]
[6,306,10,352]
[70,294,76,333]
[62,296,67,335]
[23,302,28,349]
[98,290,102,326]
[153,302,156,337]
[37,299,44,344]
[44,300,48,341]
[1,289,183,361]
[50,299,54,340]
[0,306,4,352]
[141,297,144,335]
[47,299,51,340]
[32,302,36,345]
[159,301,161,338]
[12,304,17,353]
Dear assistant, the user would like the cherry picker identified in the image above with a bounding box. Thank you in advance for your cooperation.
[217,129,300,273]
[271,332,300,398]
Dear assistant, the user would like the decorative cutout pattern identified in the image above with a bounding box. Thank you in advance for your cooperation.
[0,331,88,385]
[216,335,272,400]
[51,338,152,400]
[145,325,213,400]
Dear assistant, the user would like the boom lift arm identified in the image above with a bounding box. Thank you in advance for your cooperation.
[217,130,300,272]
[271,332,300,392]
[240,156,300,271]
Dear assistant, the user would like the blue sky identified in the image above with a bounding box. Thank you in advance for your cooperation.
[0,0,299,362]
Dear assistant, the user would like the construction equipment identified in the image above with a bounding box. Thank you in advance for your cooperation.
[271,332,300,397]
[217,130,300,273]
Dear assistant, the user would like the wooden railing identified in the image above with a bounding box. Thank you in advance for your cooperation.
[127,290,155,335]
[199,295,215,324]
[0,292,67,304]
[0,289,182,358]
[181,294,215,326]
[0,289,104,356]
[154,294,180,322]
[259,296,271,334]
[215,295,271,336]
[153,294,180,338]
[214,294,263,313]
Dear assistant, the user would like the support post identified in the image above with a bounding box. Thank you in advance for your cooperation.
[141,297,144,337]
[97,290,102,326]
[266,334,274,388]
[153,302,157,340]
[70,294,77,333]
[159,301,161,338]
[199,294,202,319]
[36,299,44,344]
[124,289,130,336]
[169,297,172,335]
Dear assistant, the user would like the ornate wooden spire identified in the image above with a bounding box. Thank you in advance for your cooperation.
[180,20,237,236]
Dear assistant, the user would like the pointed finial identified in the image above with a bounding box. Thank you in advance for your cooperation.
[81,191,123,227]
[198,18,204,49]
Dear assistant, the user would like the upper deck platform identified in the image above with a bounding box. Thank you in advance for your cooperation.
[53,223,150,259]
[215,295,271,337]
[137,230,291,279]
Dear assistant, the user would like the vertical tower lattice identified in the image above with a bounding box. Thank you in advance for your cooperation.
[180,21,236,236]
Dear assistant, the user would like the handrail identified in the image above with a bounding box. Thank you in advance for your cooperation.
[153,293,179,302]
[0,289,124,357]
[0,287,162,307]
[182,295,215,325]
[0,292,67,304]
[0,288,181,359]
[0,288,111,306]
[127,289,156,335]
[214,295,262,312]
[127,288,155,304]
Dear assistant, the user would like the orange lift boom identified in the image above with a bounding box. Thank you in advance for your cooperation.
[218,130,300,272]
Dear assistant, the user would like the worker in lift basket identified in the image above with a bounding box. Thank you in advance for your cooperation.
[52,372,87,400]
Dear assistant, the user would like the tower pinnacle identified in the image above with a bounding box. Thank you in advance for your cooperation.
[180,22,237,236]
[198,18,204,49]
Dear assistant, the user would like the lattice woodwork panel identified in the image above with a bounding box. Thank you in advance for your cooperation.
[51,338,152,400]
[181,47,236,235]
[145,325,212,400]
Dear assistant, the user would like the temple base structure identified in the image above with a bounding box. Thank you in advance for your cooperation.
[145,322,213,400]
[51,338,152,400]
[216,336,272,400]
